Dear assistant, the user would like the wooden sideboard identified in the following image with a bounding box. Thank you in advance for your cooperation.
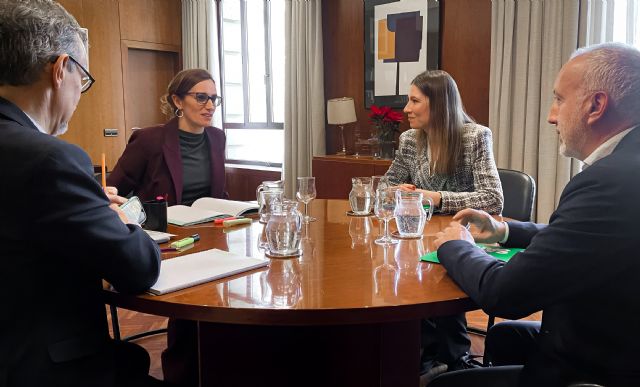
[312,155,392,199]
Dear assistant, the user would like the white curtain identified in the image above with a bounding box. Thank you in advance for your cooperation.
[283,0,325,198]
[489,0,609,222]
[182,0,223,129]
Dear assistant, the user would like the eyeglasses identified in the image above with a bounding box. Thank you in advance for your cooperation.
[50,54,95,93]
[67,55,95,93]
[183,92,223,107]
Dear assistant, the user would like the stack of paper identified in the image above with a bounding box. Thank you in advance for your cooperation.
[149,249,269,295]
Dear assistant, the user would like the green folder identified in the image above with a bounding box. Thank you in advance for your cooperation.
[421,244,524,264]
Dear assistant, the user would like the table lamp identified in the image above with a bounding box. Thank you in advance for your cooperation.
[327,97,357,155]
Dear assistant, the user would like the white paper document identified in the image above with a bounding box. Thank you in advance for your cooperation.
[144,230,175,244]
[149,249,269,295]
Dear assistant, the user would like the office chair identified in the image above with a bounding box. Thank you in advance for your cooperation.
[94,172,168,341]
[497,168,536,222]
[467,168,536,336]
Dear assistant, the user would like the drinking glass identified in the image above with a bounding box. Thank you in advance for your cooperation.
[296,177,317,222]
[371,175,390,192]
[374,187,399,245]
[259,189,284,224]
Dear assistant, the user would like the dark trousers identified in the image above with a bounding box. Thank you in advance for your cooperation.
[114,340,161,387]
[421,313,471,368]
[162,319,199,387]
[429,321,540,386]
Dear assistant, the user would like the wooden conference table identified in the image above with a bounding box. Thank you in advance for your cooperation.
[103,199,483,387]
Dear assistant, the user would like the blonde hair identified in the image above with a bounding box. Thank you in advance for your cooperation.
[411,70,473,175]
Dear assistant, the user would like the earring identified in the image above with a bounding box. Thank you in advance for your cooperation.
[175,108,184,118]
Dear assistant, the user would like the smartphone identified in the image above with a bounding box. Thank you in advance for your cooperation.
[119,196,146,225]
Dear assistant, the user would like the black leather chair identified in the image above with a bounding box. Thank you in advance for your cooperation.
[467,168,536,336]
[497,168,536,222]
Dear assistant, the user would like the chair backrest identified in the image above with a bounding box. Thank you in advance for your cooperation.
[498,168,536,222]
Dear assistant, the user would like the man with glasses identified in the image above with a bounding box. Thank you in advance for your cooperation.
[0,1,164,386]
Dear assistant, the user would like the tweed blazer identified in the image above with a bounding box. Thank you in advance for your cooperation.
[385,123,503,214]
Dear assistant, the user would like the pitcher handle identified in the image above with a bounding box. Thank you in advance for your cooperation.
[256,184,265,205]
[423,197,434,221]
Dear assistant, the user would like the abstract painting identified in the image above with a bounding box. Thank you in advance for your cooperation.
[364,0,440,108]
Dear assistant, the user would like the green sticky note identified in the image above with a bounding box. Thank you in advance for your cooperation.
[421,244,525,264]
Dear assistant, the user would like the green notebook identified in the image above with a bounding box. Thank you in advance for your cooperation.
[421,244,524,264]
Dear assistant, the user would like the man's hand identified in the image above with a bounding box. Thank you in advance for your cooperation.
[109,203,129,224]
[452,209,507,243]
[434,222,474,250]
[104,186,127,206]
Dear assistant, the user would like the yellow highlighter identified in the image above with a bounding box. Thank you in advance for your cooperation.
[222,218,252,227]
[170,233,200,249]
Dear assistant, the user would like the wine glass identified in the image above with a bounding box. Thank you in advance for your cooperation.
[374,187,399,245]
[371,175,390,192]
[296,177,317,223]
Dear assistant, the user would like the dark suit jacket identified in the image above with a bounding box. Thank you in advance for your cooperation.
[107,118,227,205]
[439,127,640,386]
[0,97,161,386]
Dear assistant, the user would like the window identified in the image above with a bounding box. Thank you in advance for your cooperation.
[218,0,285,167]
[611,0,640,48]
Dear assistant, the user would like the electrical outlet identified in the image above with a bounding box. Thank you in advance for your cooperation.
[103,128,118,137]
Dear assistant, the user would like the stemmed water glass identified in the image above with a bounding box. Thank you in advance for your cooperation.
[374,187,399,245]
[296,177,317,223]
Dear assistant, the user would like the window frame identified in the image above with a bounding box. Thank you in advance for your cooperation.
[217,0,283,131]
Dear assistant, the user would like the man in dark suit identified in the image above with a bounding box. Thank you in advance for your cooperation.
[0,1,162,386]
[430,43,640,386]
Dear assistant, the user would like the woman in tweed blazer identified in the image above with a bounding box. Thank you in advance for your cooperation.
[386,71,504,382]
[385,71,503,215]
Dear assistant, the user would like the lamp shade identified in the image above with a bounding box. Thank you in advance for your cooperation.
[327,97,357,125]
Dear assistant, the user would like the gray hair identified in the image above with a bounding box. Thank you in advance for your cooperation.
[571,42,640,123]
[0,0,88,86]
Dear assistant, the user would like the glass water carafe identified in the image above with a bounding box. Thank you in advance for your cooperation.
[349,177,373,215]
[394,190,433,238]
[266,200,302,257]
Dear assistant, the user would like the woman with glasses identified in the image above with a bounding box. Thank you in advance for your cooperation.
[108,68,227,206]
[108,69,226,387]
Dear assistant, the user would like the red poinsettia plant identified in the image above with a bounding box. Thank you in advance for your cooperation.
[368,105,404,142]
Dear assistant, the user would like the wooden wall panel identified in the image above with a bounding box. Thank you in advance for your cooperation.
[322,0,492,154]
[322,0,366,155]
[57,0,182,169]
[225,167,281,201]
[122,44,180,141]
[441,0,492,125]
[119,0,181,46]
[58,0,126,170]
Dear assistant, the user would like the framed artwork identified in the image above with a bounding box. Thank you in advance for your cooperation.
[364,0,440,108]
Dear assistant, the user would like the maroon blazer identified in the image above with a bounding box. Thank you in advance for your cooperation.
[108,117,227,205]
